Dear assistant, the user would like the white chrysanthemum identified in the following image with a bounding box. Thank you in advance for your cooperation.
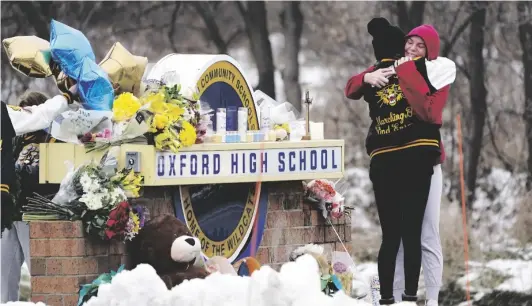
[80,192,104,210]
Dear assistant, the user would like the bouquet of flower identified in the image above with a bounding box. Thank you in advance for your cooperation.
[23,150,147,242]
[303,179,349,219]
[83,82,201,153]
[141,84,199,152]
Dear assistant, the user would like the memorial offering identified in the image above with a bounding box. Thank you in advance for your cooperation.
[3,20,148,111]
[303,179,350,219]
[22,149,147,242]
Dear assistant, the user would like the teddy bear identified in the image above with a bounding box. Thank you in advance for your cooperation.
[127,214,210,289]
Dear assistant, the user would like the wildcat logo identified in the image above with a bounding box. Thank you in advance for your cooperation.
[376,84,403,107]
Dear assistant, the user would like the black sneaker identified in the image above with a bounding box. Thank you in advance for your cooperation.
[379,297,395,305]
[402,293,418,302]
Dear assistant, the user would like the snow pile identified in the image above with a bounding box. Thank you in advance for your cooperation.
[4,255,418,306]
[457,259,532,294]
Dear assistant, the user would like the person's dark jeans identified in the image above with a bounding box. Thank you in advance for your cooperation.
[370,150,435,302]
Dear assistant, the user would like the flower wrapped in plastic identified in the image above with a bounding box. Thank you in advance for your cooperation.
[139,83,200,153]
[303,179,352,220]
[22,148,147,242]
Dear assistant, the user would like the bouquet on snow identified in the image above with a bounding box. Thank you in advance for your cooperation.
[22,149,148,242]
[303,179,349,219]
[81,82,201,153]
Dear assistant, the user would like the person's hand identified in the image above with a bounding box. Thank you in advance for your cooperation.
[394,57,413,68]
[68,84,78,96]
[363,67,395,88]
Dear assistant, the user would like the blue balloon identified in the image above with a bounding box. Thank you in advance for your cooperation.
[78,58,114,111]
[49,20,114,111]
[50,19,95,79]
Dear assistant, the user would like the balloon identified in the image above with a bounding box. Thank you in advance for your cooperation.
[49,20,114,111]
[49,19,95,78]
[78,57,115,111]
[2,36,53,78]
[99,42,148,96]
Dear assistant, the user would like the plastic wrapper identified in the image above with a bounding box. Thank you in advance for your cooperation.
[99,42,148,97]
[51,161,79,205]
[2,36,53,78]
[84,110,150,153]
[254,90,305,141]
[99,146,120,177]
[50,108,113,144]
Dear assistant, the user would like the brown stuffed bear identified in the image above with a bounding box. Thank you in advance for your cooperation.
[127,214,210,289]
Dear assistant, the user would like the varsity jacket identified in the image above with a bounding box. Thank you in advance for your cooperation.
[344,56,456,161]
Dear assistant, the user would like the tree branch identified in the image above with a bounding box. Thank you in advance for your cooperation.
[191,2,228,54]
[167,3,182,53]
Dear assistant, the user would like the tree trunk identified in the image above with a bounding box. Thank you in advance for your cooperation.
[17,2,51,39]
[465,3,488,208]
[236,1,276,99]
[395,1,426,32]
[280,1,303,112]
[518,2,532,189]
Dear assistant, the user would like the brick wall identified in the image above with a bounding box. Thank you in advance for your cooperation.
[28,183,352,305]
[29,221,125,306]
[257,181,352,270]
[29,187,175,306]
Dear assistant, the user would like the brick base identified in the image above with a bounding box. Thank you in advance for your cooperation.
[29,221,126,306]
[259,181,352,270]
[28,183,352,304]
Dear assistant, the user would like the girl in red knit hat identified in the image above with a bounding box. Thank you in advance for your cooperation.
[345,20,456,306]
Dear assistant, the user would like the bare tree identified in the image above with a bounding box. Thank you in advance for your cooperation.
[236,1,276,99]
[466,2,488,208]
[518,2,532,189]
[394,1,426,32]
[280,1,303,111]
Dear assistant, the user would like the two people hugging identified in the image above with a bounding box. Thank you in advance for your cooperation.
[345,18,456,306]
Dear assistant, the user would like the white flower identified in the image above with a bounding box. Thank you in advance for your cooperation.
[80,192,104,210]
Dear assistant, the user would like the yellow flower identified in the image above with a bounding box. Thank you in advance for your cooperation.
[166,104,185,121]
[144,92,167,113]
[129,210,140,233]
[179,121,197,147]
[113,92,141,122]
[153,114,169,130]
[155,128,182,152]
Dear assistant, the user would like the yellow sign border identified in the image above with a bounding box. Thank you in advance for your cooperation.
[182,59,262,259]
[180,186,257,259]
[195,60,260,130]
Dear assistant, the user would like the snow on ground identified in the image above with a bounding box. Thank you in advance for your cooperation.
[3,255,416,306]
[456,259,532,294]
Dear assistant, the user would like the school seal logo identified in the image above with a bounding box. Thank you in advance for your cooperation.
[173,56,268,263]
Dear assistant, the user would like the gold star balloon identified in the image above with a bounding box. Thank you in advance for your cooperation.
[99,42,148,96]
[2,36,53,78]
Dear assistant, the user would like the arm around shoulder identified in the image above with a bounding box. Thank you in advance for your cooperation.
[344,66,375,100]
